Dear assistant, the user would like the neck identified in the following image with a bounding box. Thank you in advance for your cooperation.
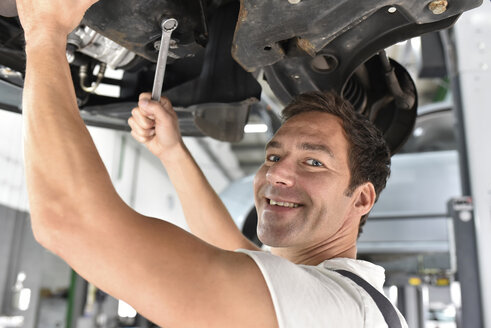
[270,221,359,265]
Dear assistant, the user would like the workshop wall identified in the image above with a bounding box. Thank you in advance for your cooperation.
[88,127,243,230]
[0,108,243,231]
[0,110,28,212]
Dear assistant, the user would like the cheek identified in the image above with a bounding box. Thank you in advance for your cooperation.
[297,173,330,199]
[301,176,348,213]
[253,165,267,200]
[253,165,265,188]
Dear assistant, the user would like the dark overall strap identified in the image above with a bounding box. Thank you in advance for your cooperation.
[334,269,402,328]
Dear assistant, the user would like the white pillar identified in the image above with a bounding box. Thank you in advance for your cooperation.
[453,3,491,327]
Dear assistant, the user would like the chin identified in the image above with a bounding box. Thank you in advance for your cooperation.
[257,229,292,248]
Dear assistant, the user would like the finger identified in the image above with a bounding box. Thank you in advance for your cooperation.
[131,107,155,129]
[159,96,173,111]
[130,129,153,144]
[137,98,158,120]
[138,93,156,119]
[139,92,151,102]
[138,97,175,124]
[128,117,156,138]
[139,92,174,113]
[139,92,170,106]
[158,97,178,121]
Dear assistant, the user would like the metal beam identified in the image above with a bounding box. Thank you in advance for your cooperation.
[447,198,483,328]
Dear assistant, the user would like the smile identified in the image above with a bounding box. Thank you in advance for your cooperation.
[268,199,300,208]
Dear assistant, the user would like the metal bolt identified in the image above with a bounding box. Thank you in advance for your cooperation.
[459,210,472,222]
[155,40,178,52]
[155,20,178,51]
[428,0,448,15]
[388,7,397,13]
[288,0,301,4]
[162,18,178,32]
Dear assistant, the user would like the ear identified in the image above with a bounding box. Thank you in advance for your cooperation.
[352,182,376,216]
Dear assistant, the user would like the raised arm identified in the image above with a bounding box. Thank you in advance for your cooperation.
[129,95,260,251]
[18,0,272,326]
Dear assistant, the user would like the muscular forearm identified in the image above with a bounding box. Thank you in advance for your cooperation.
[23,36,118,242]
[159,144,260,251]
[128,94,259,251]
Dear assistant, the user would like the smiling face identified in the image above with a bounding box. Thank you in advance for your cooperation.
[253,111,358,249]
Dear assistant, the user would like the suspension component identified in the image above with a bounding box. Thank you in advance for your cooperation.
[378,50,416,111]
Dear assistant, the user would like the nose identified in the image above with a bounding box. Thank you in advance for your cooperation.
[265,158,295,187]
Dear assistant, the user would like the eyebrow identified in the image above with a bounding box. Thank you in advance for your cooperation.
[265,141,334,158]
[265,140,282,150]
[299,142,335,158]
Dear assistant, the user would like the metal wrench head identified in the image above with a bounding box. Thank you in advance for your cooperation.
[162,18,178,32]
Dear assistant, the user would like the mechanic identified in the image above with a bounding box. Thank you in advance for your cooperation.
[18,0,407,327]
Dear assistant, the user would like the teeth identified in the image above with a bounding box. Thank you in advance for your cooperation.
[269,199,299,208]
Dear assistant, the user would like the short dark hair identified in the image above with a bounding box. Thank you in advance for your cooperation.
[281,91,391,237]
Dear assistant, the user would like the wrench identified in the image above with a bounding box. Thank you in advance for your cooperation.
[151,18,178,101]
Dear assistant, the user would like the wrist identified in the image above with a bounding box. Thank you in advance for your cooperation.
[158,141,189,166]
[24,31,67,54]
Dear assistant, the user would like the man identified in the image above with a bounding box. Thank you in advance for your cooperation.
[130,92,405,327]
[18,0,406,327]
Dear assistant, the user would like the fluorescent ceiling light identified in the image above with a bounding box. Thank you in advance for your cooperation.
[244,123,268,134]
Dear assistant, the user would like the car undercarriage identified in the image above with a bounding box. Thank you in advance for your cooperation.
[0,0,483,151]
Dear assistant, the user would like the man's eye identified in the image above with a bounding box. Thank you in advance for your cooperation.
[305,159,323,167]
[266,154,280,162]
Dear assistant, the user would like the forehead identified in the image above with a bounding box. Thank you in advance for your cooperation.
[273,111,348,147]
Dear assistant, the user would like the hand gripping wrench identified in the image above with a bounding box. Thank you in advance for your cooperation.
[151,18,178,101]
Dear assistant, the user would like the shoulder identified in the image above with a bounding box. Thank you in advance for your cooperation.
[321,257,387,291]
[237,250,408,328]
[320,257,409,328]
[237,250,368,327]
